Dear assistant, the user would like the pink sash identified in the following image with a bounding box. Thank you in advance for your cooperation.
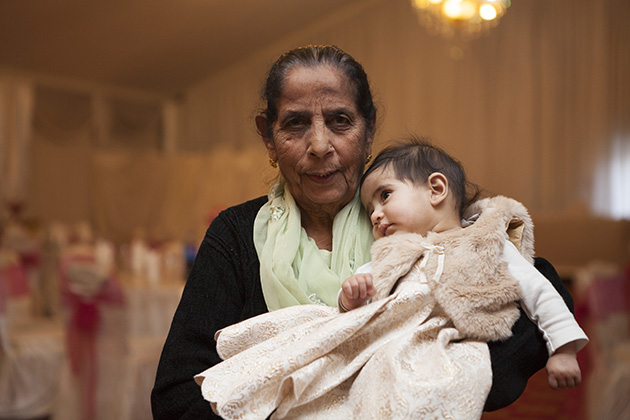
[60,253,124,420]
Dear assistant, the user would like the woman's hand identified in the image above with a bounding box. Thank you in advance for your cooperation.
[340,273,375,311]
[545,342,581,389]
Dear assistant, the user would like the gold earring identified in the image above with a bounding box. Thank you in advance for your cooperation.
[366,154,372,164]
[269,158,278,168]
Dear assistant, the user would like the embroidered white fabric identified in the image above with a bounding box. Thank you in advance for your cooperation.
[196,264,491,420]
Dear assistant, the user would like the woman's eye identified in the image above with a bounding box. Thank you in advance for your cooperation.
[330,115,351,128]
[285,118,301,127]
[281,114,307,130]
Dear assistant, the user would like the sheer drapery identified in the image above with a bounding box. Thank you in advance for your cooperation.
[184,0,630,218]
[107,97,162,151]
[591,0,630,219]
[162,101,180,154]
[0,80,34,205]
[29,87,95,224]
[2,0,628,245]
[16,82,271,243]
[24,86,170,231]
[90,146,272,243]
[594,137,630,219]
[33,86,92,141]
[0,80,8,206]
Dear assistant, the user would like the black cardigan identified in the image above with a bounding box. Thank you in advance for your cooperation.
[151,196,573,419]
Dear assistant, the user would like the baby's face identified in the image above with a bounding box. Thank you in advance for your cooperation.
[360,167,438,239]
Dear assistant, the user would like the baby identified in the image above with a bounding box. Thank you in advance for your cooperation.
[340,137,586,390]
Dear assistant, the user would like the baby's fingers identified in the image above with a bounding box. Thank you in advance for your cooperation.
[357,280,368,299]
[548,372,581,389]
[342,279,360,299]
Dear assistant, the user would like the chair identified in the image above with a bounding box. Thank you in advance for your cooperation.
[52,248,126,420]
[576,265,630,420]
[0,249,65,419]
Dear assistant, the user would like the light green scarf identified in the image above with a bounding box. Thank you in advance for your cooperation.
[254,180,374,311]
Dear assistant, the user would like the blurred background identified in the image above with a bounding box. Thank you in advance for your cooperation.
[0,0,628,419]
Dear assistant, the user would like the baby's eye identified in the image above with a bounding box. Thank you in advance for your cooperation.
[380,190,391,201]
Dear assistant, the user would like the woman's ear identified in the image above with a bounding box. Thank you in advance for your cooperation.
[256,114,277,160]
[365,134,375,158]
[427,172,449,206]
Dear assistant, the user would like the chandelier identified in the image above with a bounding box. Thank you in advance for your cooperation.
[410,0,511,39]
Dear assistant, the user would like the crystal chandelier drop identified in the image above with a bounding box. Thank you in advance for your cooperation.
[411,0,511,39]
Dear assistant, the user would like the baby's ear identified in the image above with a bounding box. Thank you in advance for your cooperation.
[428,172,449,206]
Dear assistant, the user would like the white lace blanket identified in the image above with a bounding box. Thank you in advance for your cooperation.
[195,276,491,419]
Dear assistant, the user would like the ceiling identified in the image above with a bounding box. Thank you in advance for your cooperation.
[0,0,364,97]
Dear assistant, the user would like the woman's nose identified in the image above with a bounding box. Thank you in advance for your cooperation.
[307,124,332,158]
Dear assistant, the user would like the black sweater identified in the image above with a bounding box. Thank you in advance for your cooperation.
[151,196,573,419]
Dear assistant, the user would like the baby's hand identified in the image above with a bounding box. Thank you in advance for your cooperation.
[546,342,581,389]
[340,273,375,311]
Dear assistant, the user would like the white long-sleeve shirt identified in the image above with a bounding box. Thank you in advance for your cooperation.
[502,240,588,354]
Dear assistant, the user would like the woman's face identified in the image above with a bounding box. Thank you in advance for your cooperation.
[259,65,373,218]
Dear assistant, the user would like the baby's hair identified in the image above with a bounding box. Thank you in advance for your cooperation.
[361,136,481,218]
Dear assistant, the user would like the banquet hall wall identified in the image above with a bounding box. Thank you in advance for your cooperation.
[2,0,627,272]
[1,0,629,419]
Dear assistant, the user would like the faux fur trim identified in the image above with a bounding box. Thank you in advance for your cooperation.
[463,196,535,265]
[369,196,534,341]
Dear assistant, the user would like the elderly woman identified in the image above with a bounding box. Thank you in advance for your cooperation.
[151,45,574,419]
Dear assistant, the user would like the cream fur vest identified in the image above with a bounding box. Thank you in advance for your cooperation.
[369,195,535,342]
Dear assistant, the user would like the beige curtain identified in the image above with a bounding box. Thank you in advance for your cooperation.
[90,147,273,243]
[106,97,163,151]
[29,86,94,223]
[184,0,630,218]
[591,0,630,219]
[26,86,172,237]
[8,0,629,244]
[0,80,34,206]
[0,80,9,207]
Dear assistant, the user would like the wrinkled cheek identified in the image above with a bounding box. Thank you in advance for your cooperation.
[275,143,308,165]
[344,174,360,195]
[343,155,367,182]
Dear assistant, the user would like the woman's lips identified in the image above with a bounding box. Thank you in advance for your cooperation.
[307,171,337,184]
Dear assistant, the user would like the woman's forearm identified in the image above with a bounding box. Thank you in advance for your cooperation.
[484,257,573,411]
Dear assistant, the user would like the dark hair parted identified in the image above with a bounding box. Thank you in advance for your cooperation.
[361,136,481,218]
[259,45,377,139]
